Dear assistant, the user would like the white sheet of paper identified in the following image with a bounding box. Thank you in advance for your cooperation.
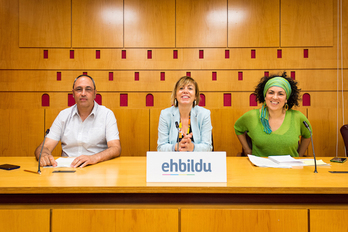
[55,157,76,167]
[268,155,304,165]
[248,155,292,168]
[248,155,330,168]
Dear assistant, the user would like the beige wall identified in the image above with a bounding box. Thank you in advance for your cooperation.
[0,0,347,157]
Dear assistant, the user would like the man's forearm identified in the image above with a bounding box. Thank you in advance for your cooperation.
[35,145,51,160]
[93,145,121,163]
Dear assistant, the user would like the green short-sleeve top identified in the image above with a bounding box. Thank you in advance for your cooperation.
[234,109,312,157]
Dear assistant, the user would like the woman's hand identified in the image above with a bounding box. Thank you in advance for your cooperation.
[178,133,194,151]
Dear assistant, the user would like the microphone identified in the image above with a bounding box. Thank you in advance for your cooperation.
[37,129,50,174]
[303,121,317,173]
[175,121,180,152]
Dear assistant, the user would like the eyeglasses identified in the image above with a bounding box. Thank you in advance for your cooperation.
[73,87,95,93]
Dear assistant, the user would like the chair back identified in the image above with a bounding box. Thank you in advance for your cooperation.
[340,125,348,156]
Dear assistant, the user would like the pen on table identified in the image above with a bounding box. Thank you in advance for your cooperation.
[24,169,39,174]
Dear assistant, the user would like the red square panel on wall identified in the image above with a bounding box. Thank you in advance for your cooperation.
[70,50,74,59]
[249,94,257,106]
[44,50,48,59]
[146,94,154,107]
[224,93,231,107]
[302,93,311,106]
[41,94,50,107]
[212,72,217,81]
[199,50,204,59]
[147,50,152,59]
[199,94,205,106]
[120,94,128,107]
[57,72,61,81]
[238,72,243,81]
[68,94,75,106]
[251,49,256,59]
[109,72,113,81]
[225,50,230,59]
[95,94,102,105]
[173,50,178,59]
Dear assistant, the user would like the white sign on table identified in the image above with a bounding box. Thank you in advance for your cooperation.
[146,152,227,182]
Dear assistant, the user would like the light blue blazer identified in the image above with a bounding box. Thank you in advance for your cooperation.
[157,106,213,152]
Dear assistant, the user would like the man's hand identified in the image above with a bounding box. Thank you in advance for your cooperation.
[40,153,57,167]
[70,155,98,168]
[35,137,59,167]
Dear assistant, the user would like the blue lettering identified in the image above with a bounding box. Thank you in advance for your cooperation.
[162,162,169,172]
[179,159,186,172]
[195,159,203,172]
[162,159,212,173]
[170,159,178,172]
[204,163,212,172]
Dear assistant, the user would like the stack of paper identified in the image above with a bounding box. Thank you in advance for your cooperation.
[248,155,293,168]
[247,155,329,168]
[268,155,304,166]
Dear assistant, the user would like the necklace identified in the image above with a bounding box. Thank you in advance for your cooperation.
[179,115,191,139]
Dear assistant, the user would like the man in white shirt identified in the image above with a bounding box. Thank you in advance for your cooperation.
[35,75,121,168]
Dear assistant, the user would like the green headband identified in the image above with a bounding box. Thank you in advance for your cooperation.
[263,77,292,100]
[260,77,292,134]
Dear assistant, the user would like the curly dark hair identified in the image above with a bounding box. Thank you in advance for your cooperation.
[254,72,300,109]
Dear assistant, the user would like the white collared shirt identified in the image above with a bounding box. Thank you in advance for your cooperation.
[47,101,119,157]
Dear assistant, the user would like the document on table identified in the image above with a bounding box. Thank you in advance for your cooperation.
[268,155,304,165]
[43,157,75,168]
[248,155,292,168]
[55,157,75,167]
[248,155,329,168]
[301,159,330,166]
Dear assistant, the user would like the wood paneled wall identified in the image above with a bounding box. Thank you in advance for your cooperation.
[0,0,347,157]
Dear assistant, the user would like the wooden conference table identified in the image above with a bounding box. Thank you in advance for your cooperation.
[1,156,348,232]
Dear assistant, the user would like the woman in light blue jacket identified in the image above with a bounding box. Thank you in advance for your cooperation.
[157,76,213,152]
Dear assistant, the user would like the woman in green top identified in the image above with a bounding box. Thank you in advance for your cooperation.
[234,72,312,157]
